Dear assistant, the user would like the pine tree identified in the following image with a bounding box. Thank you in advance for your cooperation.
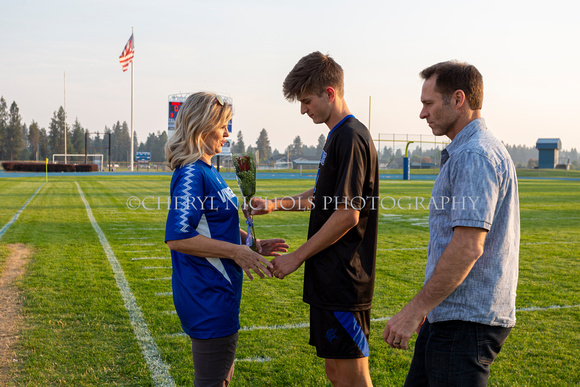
[157,131,168,162]
[316,134,325,158]
[6,101,24,160]
[121,122,130,162]
[48,107,67,156]
[39,128,50,160]
[255,128,272,162]
[0,97,8,160]
[19,123,30,160]
[232,131,245,154]
[70,118,85,155]
[287,135,303,158]
[28,120,41,160]
[112,121,122,162]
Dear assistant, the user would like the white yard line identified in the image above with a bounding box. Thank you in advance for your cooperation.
[521,241,580,246]
[517,304,580,312]
[76,182,175,387]
[0,183,45,239]
[255,224,309,228]
[167,303,580,338]
[143,266,172,270]
[235,357,272,363]
[378,247,428,251]
[379,240,580,252]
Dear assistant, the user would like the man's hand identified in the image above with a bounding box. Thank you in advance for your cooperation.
[382,305,426,350]
[232,245,274,280]
[271,252,304,279]
[250,197,275,216]
[257,238,289,256]
[383,226,487,349]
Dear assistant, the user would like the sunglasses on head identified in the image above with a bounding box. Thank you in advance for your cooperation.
[214,95,233,107]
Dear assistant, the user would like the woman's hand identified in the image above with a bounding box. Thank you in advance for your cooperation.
[232,245,274,280]
[257,238,289,256]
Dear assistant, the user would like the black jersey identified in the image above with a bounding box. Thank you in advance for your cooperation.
[303,116,379,311]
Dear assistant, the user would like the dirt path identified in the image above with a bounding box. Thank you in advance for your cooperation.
[0,244,32,386]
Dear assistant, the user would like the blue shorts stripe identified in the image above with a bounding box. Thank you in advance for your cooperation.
[333,311,369,357]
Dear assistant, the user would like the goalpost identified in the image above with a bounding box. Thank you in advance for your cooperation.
[374,134,450,179]
[374,134,450,166]
[52,154,104,171]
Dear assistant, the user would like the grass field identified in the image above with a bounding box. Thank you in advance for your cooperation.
[0,174,578,386]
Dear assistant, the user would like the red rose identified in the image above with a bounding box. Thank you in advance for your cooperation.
[237,156,250,172]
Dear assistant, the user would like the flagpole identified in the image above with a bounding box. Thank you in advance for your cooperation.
[130,27,134,172]
[64,72,67,164]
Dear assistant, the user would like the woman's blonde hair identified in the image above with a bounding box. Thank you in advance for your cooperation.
[165,92,233,170]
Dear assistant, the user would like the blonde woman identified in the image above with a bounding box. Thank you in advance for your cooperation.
[165,92,287,386]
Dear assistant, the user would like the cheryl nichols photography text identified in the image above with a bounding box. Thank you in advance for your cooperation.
[126,195,481,212]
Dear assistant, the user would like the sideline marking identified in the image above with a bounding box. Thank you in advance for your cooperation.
[379,240,580,252]
[517,304,580,312]
[378,247,427,251]
[235,357,272,363]
[256,224,308,228]
[167,304,580,338]
[521,241,580,246]
[143,266,172,270]
[0,183,45,240]
[76,182,175,387]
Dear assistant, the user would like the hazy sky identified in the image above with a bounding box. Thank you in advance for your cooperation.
[1,0,578,155]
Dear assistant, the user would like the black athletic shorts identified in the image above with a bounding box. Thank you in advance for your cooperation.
[309,306,370,359]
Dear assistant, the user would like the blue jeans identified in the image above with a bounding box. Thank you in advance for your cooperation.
[404,319,512,387]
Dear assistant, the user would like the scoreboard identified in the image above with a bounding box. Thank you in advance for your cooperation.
[168,101,182,130]
[168,93,190,138]
[136,151,151,163]
[168,93,233,139]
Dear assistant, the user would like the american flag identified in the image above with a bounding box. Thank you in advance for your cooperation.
[119,33,134,72]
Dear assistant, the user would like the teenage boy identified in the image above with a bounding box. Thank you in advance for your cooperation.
[252,51,379,387]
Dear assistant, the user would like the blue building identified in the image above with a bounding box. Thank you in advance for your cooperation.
[536,138,561,169]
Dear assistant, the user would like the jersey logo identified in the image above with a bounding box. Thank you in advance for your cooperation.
[326,328,338,343]
[217,187,238,209]
[320,150,327,166]
[314,151,327,194]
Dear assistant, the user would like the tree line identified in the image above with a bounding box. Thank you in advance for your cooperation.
[2,96,578,168]
[0,96,326,165]
[0,96,167,163]
[230,129,326,163]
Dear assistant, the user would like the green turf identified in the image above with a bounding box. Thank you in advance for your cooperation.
[0,175,578,386]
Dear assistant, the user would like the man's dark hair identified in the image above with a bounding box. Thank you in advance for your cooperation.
[283,51,344,101]
[420,61,483,110]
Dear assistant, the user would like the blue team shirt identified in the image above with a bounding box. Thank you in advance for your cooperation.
[165,159,243,339]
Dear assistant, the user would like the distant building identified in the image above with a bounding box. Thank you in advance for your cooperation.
[410,162,437,169]
[273,158,292,170]
[536,138,562,169]
[291,158,319,170]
